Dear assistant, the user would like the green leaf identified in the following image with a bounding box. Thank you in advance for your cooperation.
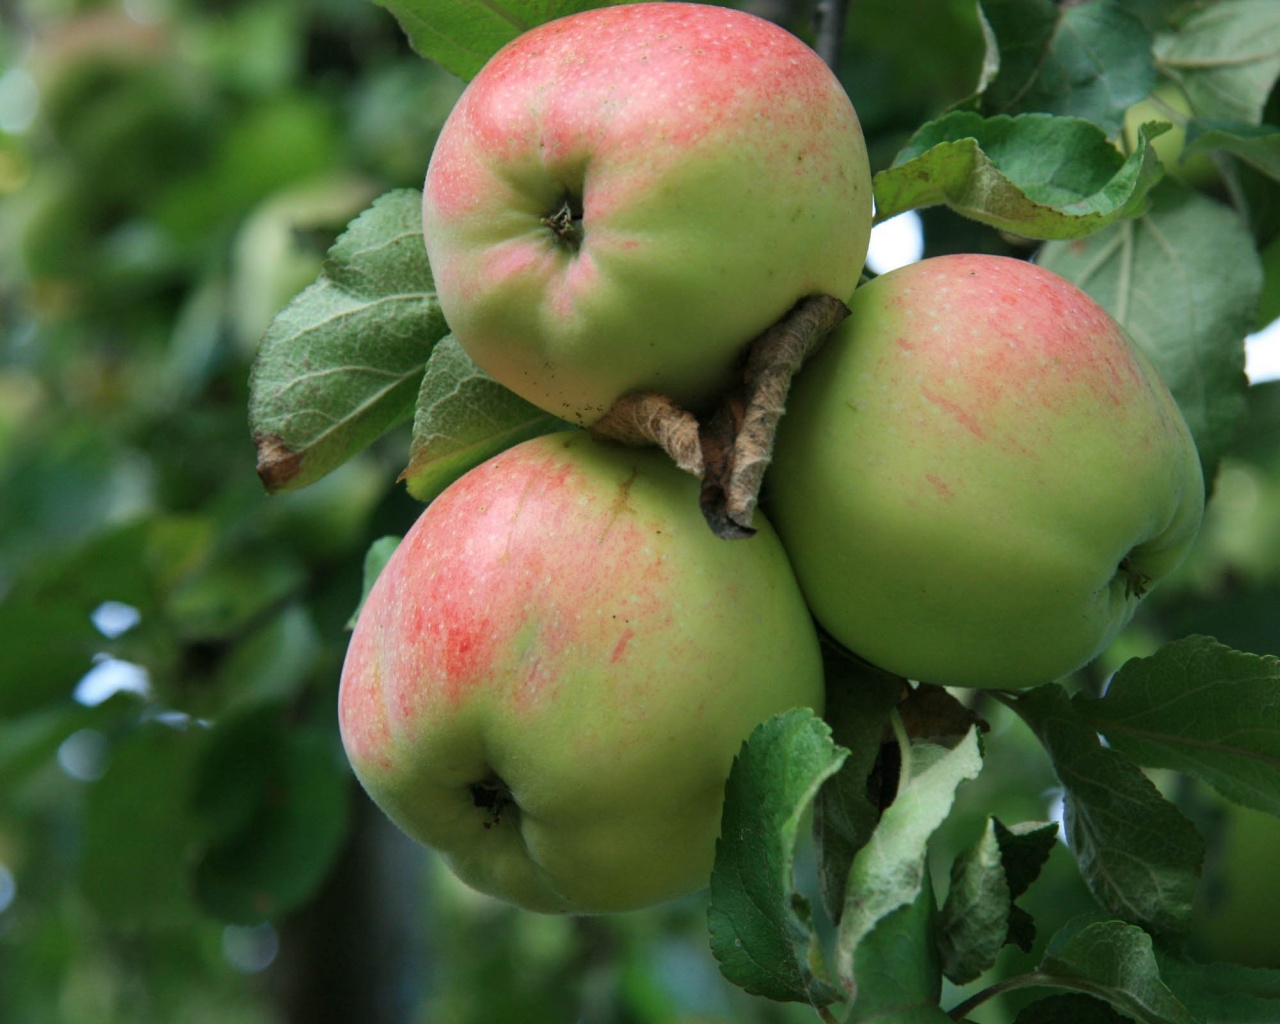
[1074,636,1280,817]
[346,535,401,629]
[1187,120,1280,181]
[1038,181,1262,476]
[844,874,948,1024]
[166,551,306,642]
[190,709,350,924]
[1007,685,1204,940]
[974,0,1156,137]
[401,335,570,503]
[1036,919,1197,1024]
[936,817,1058,983]
[1156,0,1280,125]
[1012,993,1140,1023]
[1156,952,1280,1023]
[998,819,1061,902]
[0,598,100,716]
[812,646,904,925]
[374,0,629,82]
[248,189,445,493]
[971,0,1060,108]
[80,721,204,926]
[938,818,1010,985]
[997,819,1061,952]
[834,727,983,997]
[214,604,324,715]
[708,707,848,1008]
[0,696,135,792]
[873,112,1164,238]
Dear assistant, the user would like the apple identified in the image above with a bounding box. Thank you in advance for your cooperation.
[422,2,872,426]
[766,254,1205,689]
[338,431,824,913]
[1122,83,1217,187]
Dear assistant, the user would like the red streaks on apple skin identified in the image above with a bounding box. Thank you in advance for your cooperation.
[337,625,394,771]
[339,436,679,759]
[425,3,858,221]
[920,385,987,440]
[925,474,956,499]
[884,256,1146,450]
[610,628,636,664]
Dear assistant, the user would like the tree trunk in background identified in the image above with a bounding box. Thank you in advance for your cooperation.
[270,789,431,1024]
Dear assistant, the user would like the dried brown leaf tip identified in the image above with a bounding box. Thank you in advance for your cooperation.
[254,434,306,492]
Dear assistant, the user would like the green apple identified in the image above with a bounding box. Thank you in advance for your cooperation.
[1122,82,1217,187]
[422,2,872,426]
[338,431,824,913]
[767,254,1205,689]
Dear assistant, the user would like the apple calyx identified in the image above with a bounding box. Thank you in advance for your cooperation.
[1118,555,1154,600]
[543,194,585,250]
[470,773,517,830]
[591,293,850,539]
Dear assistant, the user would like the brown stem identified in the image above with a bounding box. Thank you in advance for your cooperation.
[591,294,851,541]
[716,294,851,534]
[590,392,705,478]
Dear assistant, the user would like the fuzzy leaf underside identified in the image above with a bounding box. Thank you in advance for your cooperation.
[708,708,848,1008]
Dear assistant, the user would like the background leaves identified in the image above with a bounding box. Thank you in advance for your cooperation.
[5,0,1280,1020]
[972,0,1156,136]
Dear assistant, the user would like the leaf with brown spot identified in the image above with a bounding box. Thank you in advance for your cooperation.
[248,189,446,493]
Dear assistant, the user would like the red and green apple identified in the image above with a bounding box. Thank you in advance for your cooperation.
[422,2,872,426]
[767,254,1205,689]
[339,432,824,913]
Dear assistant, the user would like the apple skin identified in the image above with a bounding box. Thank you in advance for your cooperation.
[766,254,1205,689]
[338,431,824,913]
[422,2,872,426]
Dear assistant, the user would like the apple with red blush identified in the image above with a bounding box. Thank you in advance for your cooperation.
[339,431,824,913]
[766,254,1205,689]
[422,1,872,426]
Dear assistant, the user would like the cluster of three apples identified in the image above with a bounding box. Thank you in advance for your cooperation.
[339,3,1205,915]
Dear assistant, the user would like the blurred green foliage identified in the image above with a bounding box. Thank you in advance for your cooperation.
[2,0,1280,1022]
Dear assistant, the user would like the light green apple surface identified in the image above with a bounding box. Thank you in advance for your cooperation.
[339,432,824,913]
[422,2,872,426]
[767,254,1205,689]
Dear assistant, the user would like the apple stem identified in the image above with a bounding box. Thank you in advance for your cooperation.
[590,294,849,540]
[591,392,705,476]
[542,195,584,250]
[715,294,851,532]
[889,707,912,798]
